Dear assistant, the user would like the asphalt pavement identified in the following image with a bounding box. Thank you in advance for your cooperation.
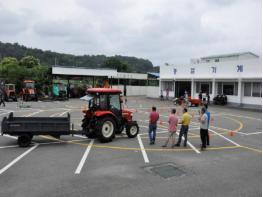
[0,97,261,197]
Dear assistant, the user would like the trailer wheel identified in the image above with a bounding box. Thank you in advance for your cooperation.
[18,135,32,147]
[126,123,139,138]
[96,116,116,143]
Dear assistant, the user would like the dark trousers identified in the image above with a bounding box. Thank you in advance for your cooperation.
[177,125,189,146]
[200,128,208,148]
[149,123,157,142]
[0,98,5,107]
[207,130,210,145]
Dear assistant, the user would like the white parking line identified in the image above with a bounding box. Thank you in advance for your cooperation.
[24,110,43,117]
[209,129,240,146]
[58,110,71,117]
[241,132,262,136]
[137,135,149,163]
[3,135,18,140]
[0,145,19,149]
[0,111,14,116]
[75,139,94,174]
[0,144,39,175]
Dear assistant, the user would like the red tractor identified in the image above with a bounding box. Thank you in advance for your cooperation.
[21,80,38,101]
[81,88,139,142]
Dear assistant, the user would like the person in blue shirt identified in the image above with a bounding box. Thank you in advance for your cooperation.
[205,107,210,146]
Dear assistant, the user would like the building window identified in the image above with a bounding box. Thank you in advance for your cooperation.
[223,84,234,95]
[196,82,212,94]
[196,82,200,93]
[148,80,159,86]
[244,82,262,97]
[252,82,261,97]
[218,82,238,96]
[244,82,252,96]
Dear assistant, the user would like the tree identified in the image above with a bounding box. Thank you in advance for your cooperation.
[0,57,22,81]
[19,55,40,68]
[103,57,130,72]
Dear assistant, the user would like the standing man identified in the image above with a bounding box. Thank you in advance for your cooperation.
[206,92,210,105]
[162,109,178,147]
[166,88,169,100]
[205,107,211,146]
[174,108,191,147]
[148,106,159,145]
[199,107,209,151]
[0,89,5,107]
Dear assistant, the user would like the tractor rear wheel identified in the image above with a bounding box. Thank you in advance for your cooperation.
[96,117,116,143]
[126,123,139,138]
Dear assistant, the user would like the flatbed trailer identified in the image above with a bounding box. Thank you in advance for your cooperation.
[1,112,84,147]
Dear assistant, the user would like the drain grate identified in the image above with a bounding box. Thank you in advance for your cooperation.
[144,163,185,179]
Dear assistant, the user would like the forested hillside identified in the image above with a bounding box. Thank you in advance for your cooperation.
[0,42,158,73]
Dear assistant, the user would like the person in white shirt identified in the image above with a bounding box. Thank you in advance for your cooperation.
[199,107,209,151]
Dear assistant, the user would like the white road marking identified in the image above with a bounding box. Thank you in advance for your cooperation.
[74,135,87,139]
[177,132,201,154]
[0,144,39,175]
[3,135,17,139]
[58,110,71,117]
[50,112,60,117]
[242,132,262,136]
[75,139,94,174]
[24,110,43,117]
[0,111,14,116]
[0,145,19,149]
[209,129,240,146]
[137,134,149,163]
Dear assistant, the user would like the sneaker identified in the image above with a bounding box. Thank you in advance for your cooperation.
[184,144,187,147]
[175,144,180,147]
[162,144,167,148]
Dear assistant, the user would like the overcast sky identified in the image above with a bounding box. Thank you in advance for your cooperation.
[0,0,261,65]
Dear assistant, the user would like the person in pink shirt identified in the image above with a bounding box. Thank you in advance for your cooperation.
[162,109,178,147]
[148,106,159,145]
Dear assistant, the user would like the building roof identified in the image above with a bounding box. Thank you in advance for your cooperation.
[147,72,160,78]
[200,52,259,60]
[87,88,122,94]
[52,66,117,77]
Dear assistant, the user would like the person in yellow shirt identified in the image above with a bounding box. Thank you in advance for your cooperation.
[174,108,191,147]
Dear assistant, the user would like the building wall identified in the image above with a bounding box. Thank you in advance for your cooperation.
[146,86,159,98]
[112,85,159,98]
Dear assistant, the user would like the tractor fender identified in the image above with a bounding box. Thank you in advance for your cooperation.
[95,111,117,119]
[94,111,119,129]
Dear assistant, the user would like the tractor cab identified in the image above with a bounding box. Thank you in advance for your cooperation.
[81,88,139,142]
[22,80,38,101]
[5,84,17,101]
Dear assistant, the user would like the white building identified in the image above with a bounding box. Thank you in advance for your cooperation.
[160,52,262,107]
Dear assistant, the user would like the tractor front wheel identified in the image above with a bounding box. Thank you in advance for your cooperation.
[96,117,116,143]
[126,122,139,138]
